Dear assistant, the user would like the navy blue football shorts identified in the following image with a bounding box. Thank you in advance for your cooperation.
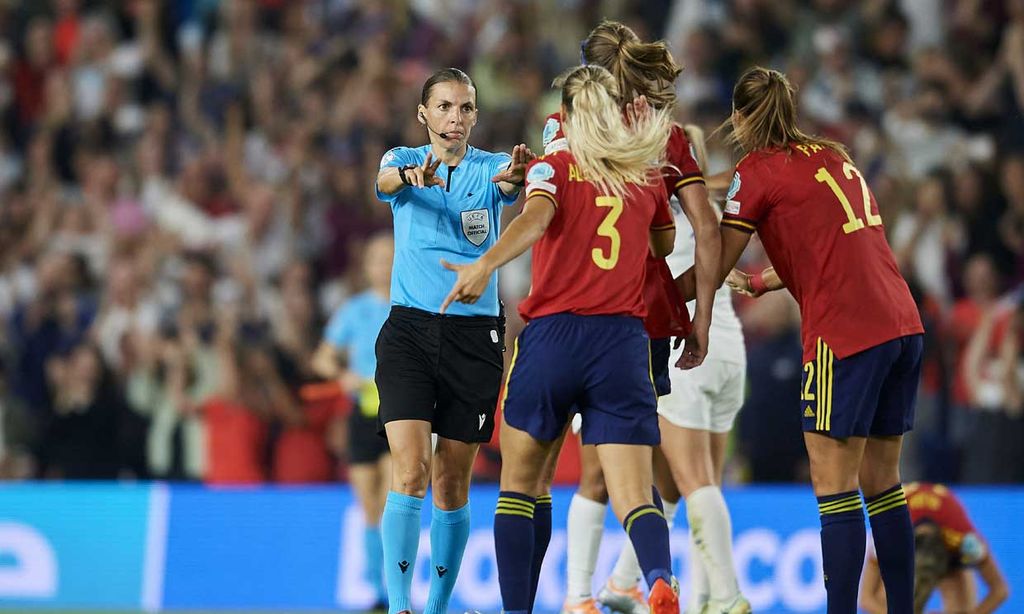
[801,334,923,438]
[501,313,659,446]
[650,337,672,397]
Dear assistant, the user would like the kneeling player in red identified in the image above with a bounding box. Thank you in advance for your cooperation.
[859,482,1009,614]
[441,65,680,614]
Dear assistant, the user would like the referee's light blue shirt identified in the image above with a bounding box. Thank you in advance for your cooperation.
[376,144,518,317]
[323,290,391,379]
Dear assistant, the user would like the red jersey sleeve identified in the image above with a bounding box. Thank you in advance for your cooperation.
[721,156,771,233]
[525,155,566,208]
[663,125,705,196]
[542,112,568,154]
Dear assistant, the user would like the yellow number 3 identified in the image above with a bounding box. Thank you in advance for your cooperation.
[814,162,882,234]
[592,196,623,270]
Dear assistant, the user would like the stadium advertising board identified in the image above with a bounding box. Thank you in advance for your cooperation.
[0,484,1020,612]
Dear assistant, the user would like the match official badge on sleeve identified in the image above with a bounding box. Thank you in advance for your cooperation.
[725,171,742,215]
[380,148,399,169]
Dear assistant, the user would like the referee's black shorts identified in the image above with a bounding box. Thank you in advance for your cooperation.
[375,306,504,443]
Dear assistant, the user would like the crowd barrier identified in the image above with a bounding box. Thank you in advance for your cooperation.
[1,483,1021,612]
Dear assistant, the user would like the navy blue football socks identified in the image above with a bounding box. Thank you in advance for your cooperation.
[494,491,536,614]
[817,490,866,614]
[623,504,673,589]
[529,494,553,612]
[866,484,914,614]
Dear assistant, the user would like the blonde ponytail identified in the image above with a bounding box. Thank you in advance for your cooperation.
[558,65,671,199]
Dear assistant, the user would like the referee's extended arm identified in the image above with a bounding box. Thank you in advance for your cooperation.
[439,194,556,313]
[378,153,445,194]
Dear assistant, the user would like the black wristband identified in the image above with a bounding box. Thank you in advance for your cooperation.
[398,164,416,186]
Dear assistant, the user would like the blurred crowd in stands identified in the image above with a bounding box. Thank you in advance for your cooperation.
[0,0,1021,485]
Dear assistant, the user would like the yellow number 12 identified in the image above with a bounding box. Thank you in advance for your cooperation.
[814,162,882,234]
[592,196,623,270]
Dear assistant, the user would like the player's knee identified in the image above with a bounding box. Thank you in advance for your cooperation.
[859,466,901,498]
[677,474,713,498]
[432,469,470,509]
[392,458,431,497]
[577,477,608,503]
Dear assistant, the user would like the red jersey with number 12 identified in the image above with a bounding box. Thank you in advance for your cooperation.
[519,151,674,321]
[721,144,923,362]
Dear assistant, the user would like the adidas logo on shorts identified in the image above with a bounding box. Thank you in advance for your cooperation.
[804,406,815,418]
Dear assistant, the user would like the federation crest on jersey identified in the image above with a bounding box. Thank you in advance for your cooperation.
[725,171,741,215]
[528,162,555,183]
[542,118,561,147]
[461,208,490,246]
[380,149,398,169]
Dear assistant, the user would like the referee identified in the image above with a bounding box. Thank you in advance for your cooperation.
[373,67,532,614]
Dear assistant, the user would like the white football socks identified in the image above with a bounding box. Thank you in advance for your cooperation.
[565,493,607,603]
[686,485,740,603]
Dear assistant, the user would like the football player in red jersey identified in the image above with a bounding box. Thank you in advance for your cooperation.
[441,65,680,614]
[859,483,1009,614]
[542,21,735,614]
[677,67,925,614]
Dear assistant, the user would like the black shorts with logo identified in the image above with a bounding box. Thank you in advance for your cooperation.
[348,409,390,465]
[375,306,504,443]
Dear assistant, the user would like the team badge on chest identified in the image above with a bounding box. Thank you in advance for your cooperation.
[461,208,490,246]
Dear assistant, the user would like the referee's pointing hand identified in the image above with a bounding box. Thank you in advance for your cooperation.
[408,152,446,189]
[491,143,536,185]
[439,259,490,314]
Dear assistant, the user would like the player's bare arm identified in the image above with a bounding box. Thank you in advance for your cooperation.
[492,143,537,195]
[857,558,887,614]
[726,265,784,297]
[973,554,1009,614]
[649,226,675,258]
[377,152,446,194]
[675,225,752,303]
[677,181,720,369]
[439,195,556,313]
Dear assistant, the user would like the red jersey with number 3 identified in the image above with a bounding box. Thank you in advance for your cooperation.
[541,113,698,336]
[721,144,923,362]
[519,150,673,321]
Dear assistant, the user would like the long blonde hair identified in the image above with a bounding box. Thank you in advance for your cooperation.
[724,67,851,161]
[558,65,670,198]
[582,20,681,110]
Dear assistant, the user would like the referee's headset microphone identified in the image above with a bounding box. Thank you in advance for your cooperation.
[419,111,452,139]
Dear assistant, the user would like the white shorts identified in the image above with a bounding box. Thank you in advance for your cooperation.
[657,357,746,433]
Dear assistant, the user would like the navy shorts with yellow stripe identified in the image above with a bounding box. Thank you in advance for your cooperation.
[502,313,660,446]
[801,334,923,438]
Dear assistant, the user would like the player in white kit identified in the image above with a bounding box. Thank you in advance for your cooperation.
[598,126,751,614]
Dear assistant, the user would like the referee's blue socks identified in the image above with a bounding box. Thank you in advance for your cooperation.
[382,491,422,614]
[529,494,553,611]
[494,491,536,614]
[865,484,913,614]
[623,504,673,589]
[364,524,386,603]
[424,502,471,614]
[817,490,865,614]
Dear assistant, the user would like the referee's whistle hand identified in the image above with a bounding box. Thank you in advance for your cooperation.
[439,259,489,314]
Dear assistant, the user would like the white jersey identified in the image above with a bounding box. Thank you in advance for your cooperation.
[667,198,746,364]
